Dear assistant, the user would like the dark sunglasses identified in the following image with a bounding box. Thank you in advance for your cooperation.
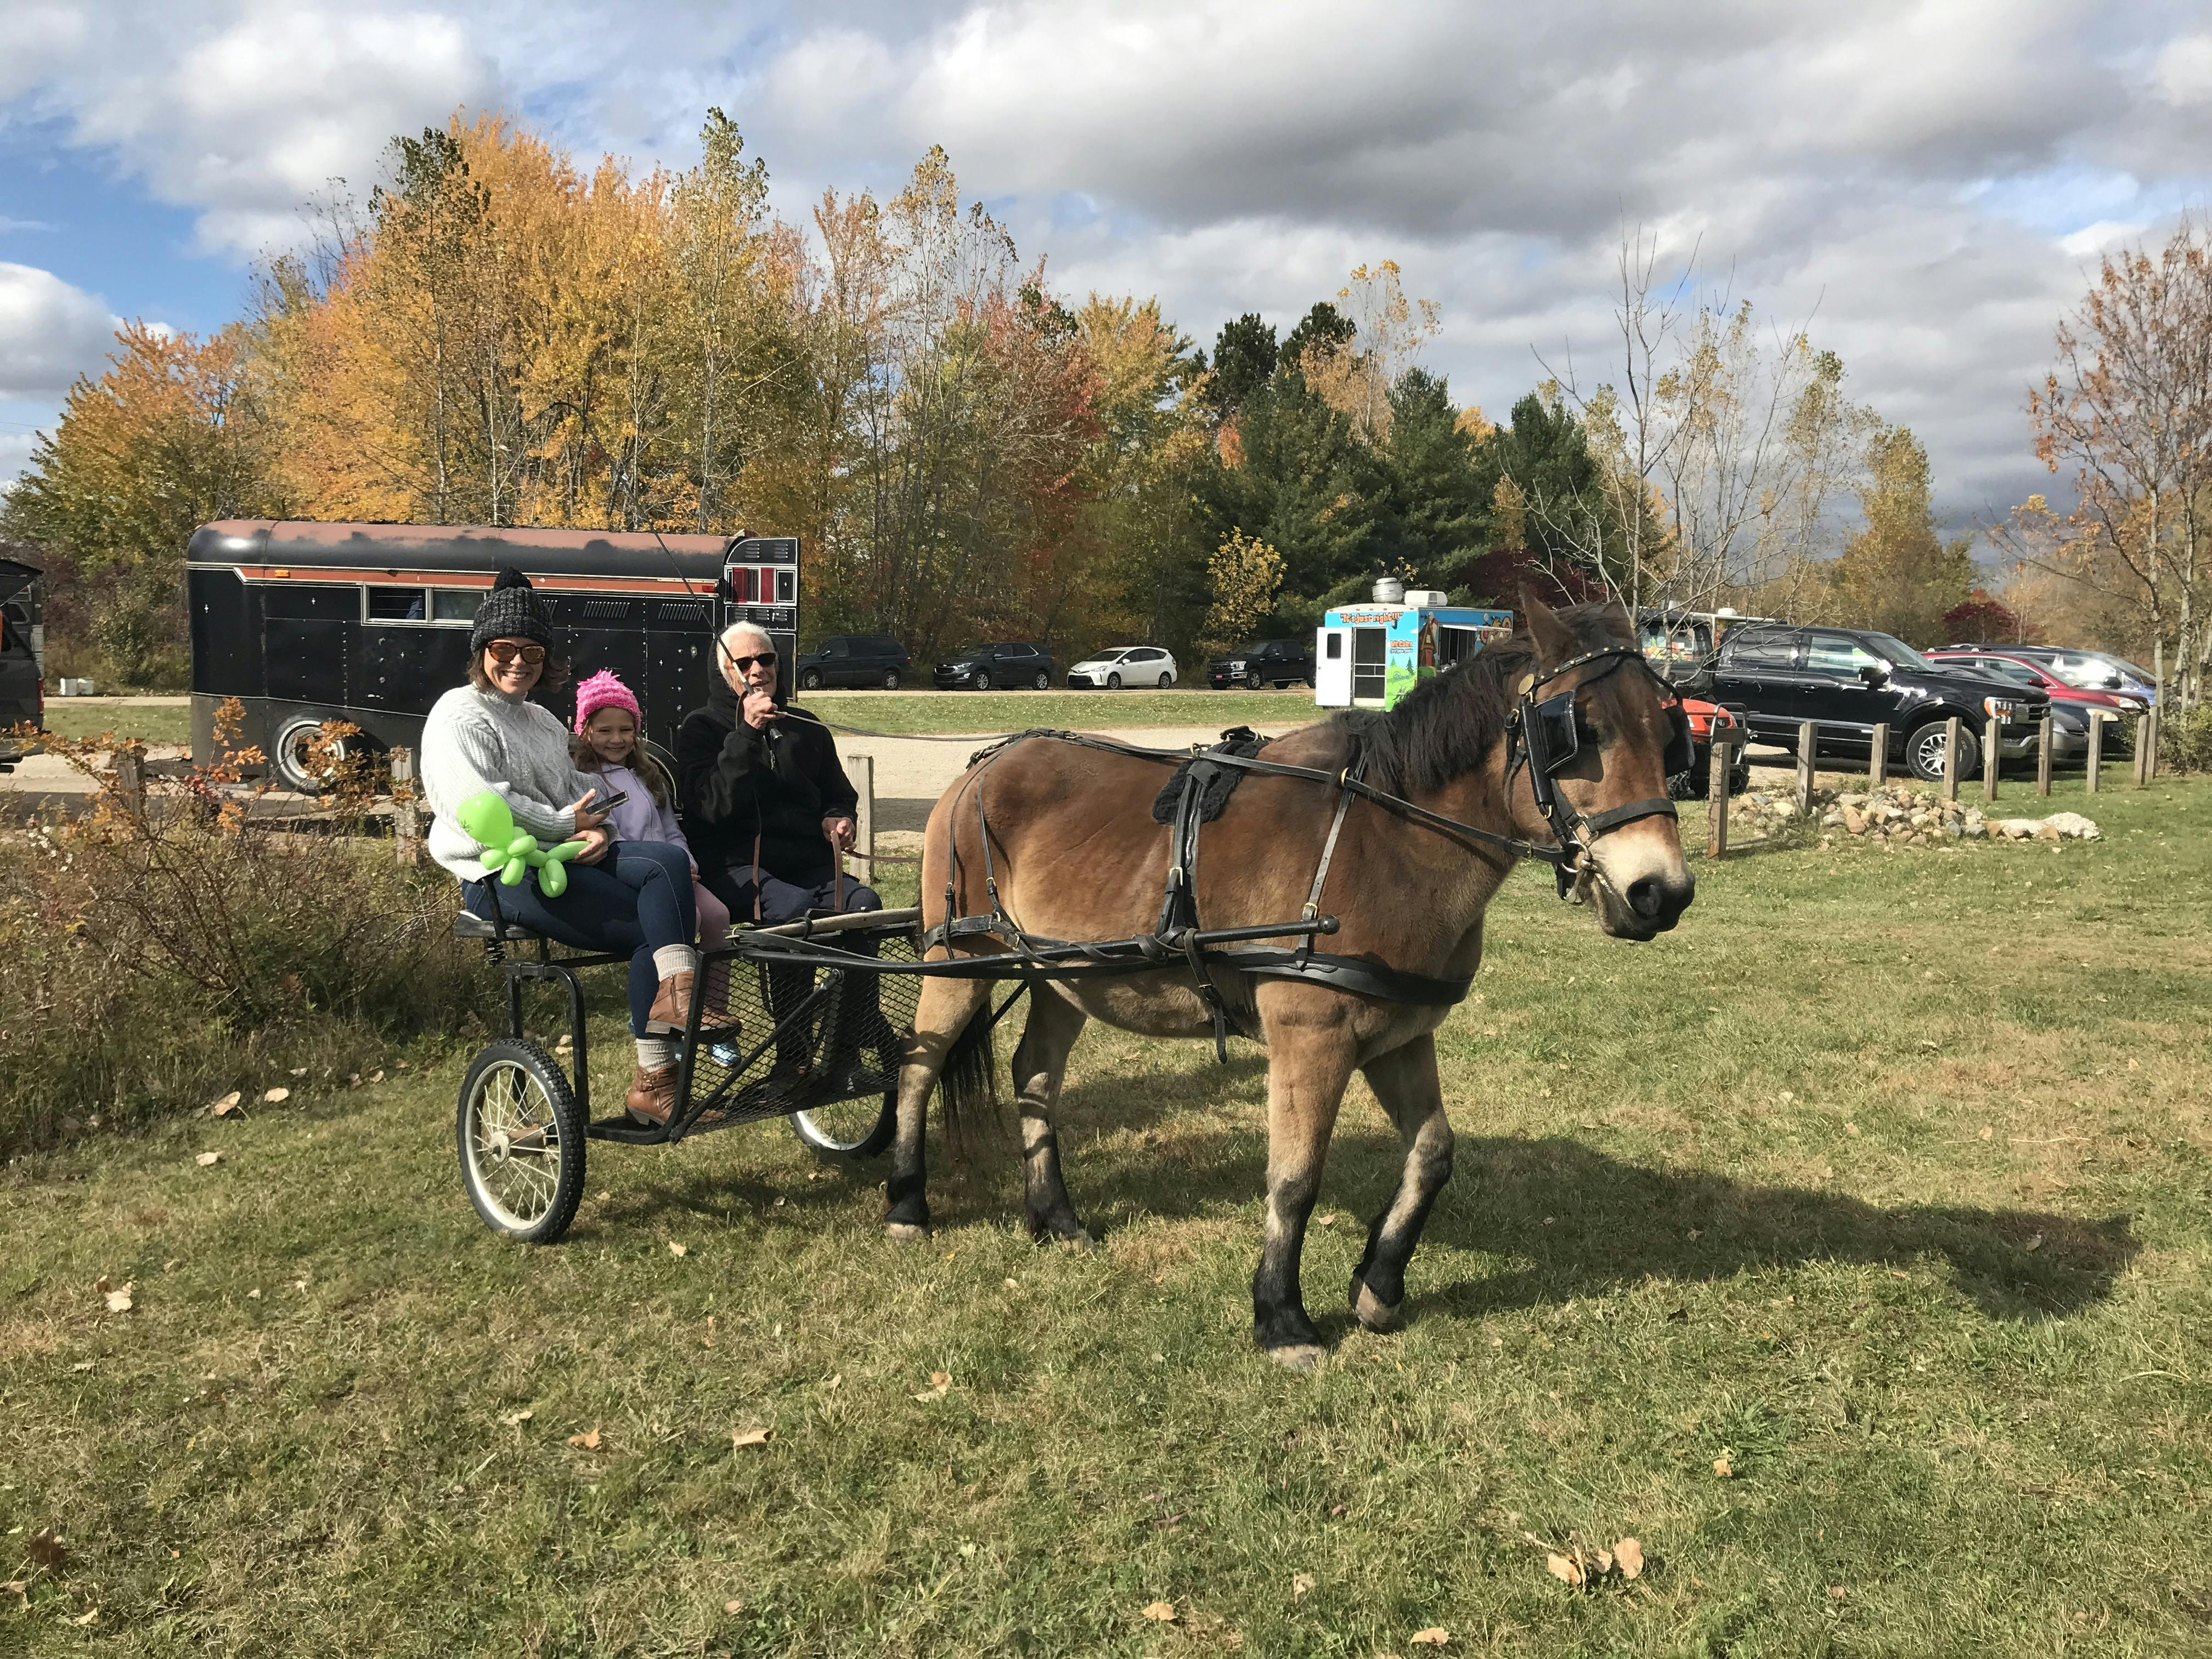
[726,650,777,672]
[486,642,546,666]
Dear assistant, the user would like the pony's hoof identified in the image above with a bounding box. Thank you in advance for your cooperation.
[1050,1226,1099,1251]
[885,1222,930,1245]
[1352,1280,1402,1333]
[1266,1342,1325,1373]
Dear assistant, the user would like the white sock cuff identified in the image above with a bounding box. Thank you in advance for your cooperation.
[652,944,699,979]
[635,1037,676,1068]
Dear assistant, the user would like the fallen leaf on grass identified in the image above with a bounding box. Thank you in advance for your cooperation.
[1410,1627,1451,1645]
[287,1066,307,1077]
[1317,1212,1338,1227]
[912,1371,952,1402]
[0,1580,23,1595]
[822,1373,842,1390]
[70,1361,93,1373]
[500,1409,533,1426]
[72,1608,99,1626]
[1546,1553,1584,1587]
[2022,1233,2045,1252]
[104,1283,134,1313]
[1141,1601,1177,1622]
[208,1091,241,1117]
[566,1429,602,1449]
[1712,1454,1734,1478]
[723,1599,743,1615]
[1290,1571,1314,1602]
[196,1151,222,1167]
[667,1241,687,1257]
[369,1070,385,1084]
[1827,1584,1847,1599]
[27,1528,66,1568]
[1615,1537,1645,1579]
[263,1087,290,1104]
[246,1288,261,1300]
[730,1426,772,1448]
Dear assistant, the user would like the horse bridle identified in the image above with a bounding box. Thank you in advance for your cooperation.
[1506,645,1691,899]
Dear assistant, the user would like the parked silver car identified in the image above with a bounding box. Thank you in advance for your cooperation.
[1065,645,1178,689]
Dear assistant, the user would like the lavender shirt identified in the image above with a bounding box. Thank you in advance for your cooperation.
[589,762,691,867]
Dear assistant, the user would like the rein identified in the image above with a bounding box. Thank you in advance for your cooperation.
[906,641,1682,1051]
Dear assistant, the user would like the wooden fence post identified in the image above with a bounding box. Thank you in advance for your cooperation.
[2134,712,2152,787]
[2035,715,2052,795]
[1706,730,1730,859]
[114,742,146,817]
[1983,713,2001,803]
[846,753,875,880]
[2085,711,2103,793]
[1796,721,1815,815]
[1942,717,1960,802]
[390,747,420,867]
[1870,722,1889,789]
[2143,707,2159,783]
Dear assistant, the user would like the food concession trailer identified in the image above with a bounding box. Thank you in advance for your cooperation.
[187,521,798,791]
[1313,584,1515,710]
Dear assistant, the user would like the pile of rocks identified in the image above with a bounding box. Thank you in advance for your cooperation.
[1728,783,2098,847]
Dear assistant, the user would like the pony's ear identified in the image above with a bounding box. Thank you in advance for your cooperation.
[1520,586,1575,666]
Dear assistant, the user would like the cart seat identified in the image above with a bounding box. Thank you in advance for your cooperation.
[453,911,545,943]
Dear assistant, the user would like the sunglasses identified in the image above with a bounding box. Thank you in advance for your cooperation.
[486,642,547,666]
[725,650,777,672]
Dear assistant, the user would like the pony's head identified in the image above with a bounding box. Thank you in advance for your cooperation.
[1513,595,1696,940]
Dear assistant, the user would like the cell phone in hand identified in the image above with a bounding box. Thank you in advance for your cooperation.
[583,788,629,815]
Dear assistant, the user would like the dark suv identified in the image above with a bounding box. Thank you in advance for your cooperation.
[932,641,1056,690]
[1207,637,1314,689]
[794,634,912,690]
[1707,624,2049,781]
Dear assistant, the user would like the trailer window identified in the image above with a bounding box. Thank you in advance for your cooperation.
[1325,634,1342,660]
[366,587,429,622]
[432,589,481,623]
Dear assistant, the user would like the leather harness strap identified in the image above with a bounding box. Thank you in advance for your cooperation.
[918,642,1683,1027]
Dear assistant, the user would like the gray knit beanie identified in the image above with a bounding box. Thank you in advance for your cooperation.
[469,566,555,653]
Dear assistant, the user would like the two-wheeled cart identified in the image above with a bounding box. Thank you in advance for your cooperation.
[452,902,922,1244]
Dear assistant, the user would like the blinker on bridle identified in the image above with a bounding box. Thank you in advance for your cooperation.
[1509,646,1691,899]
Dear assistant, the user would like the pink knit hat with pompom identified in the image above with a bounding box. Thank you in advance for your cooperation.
[572,669,641,734]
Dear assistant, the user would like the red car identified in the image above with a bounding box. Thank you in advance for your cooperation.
[1925,648,2148,716]
[1668,696,1748,798]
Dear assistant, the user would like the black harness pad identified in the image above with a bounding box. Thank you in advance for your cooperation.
[1150,727,1268,824]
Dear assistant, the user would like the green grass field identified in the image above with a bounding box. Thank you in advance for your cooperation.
[798,687,1309,735]
[28,702,194,748]
[4,774,2208,1655]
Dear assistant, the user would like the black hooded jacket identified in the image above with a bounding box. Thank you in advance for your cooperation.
[675,678,859,883]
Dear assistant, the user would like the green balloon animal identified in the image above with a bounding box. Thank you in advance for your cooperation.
[455,791,588,897]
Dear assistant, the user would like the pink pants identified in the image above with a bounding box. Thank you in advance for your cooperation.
[693,879,731,945]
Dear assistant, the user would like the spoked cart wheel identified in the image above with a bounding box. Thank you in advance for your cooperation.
[457,1039,586,1242]
[789,1087,897,1160]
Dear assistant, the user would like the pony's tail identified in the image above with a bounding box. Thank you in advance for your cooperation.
[937,985,1023,1161]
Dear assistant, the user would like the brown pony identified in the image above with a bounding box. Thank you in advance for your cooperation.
[888,596,1694,1368]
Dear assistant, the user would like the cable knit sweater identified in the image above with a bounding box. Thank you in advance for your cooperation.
[421,684,603,881]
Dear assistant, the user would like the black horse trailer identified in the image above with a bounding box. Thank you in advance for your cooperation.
[187,521,798,791]
[1,554,43,768]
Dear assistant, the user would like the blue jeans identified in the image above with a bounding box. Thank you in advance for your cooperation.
[464,840,696,1036]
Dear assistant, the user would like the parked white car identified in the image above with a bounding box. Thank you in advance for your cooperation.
[1065,645,1178,689]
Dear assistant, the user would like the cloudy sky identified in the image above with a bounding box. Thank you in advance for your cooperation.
[3,0,2209,531]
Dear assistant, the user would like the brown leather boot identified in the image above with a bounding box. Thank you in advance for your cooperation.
[645,971,696,1034]
[624,1063,679,1126]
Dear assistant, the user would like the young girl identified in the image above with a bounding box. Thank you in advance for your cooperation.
[571,670,732,951]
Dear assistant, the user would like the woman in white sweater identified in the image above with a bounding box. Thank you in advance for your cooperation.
[421,568,714,1124]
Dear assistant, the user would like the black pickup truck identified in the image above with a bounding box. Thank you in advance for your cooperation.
[1,556,42,771]
[1706,623,2049,781]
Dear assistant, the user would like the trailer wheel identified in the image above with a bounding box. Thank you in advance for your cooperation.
[270,713,360,795]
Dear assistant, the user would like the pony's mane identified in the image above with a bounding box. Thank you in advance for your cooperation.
[1332,602,1631,796]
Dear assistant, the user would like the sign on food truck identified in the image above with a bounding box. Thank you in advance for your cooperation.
[1314,581,1514,710]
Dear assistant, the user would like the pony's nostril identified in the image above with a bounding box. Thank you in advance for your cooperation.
[1627,877,1664,918]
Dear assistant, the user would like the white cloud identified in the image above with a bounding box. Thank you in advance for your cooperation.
[0,263,119,398]
[3,0,2209,520]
